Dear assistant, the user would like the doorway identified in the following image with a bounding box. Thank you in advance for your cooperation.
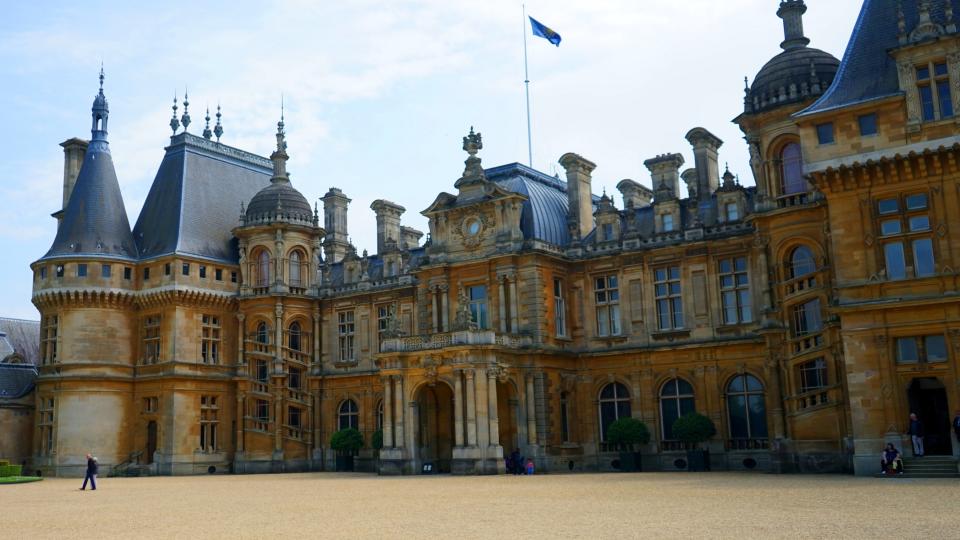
[907,378,952,456]
[416,383,454,473]
[497,380,519,452]
[146,421,157,464]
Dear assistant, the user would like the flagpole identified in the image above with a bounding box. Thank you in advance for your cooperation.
[522,4,533,168]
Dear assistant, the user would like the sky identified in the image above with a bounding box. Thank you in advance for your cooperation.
[0,0,863,320]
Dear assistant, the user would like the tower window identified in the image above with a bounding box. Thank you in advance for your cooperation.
[215,268,223,281]
[916,61,953,122]
[816,123,834,145]
[143,267,150,281]
[101,264,111,278]
[182,263,190,276]
[76,263,87,277]
[199,265,207,279]
[164,263,171,276]
[123,267,132,280]
[858,113,878,136]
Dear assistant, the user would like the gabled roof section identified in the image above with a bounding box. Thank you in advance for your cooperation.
[799,0,960,117]
[134,133,272,263]
[0,363,38,399]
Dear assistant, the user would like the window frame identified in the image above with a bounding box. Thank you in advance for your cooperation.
[916,60,953,122]
[654,266,683,331]
[725,374,768,441]
[597,382,631,442]
[876,192,935,280]
[659,378,695,441]
[553,278,567,338]
[201,315,221,364]
[718,256,752,325]
[338,311,356,363]
[593,274,621,337]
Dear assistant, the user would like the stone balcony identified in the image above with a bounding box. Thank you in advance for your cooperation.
[380,330,532,353]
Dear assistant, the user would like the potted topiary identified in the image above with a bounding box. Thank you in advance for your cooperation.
[606,417,651,472]
[330,428,363,472]
[671,413,716,472]
[371,429,383,474]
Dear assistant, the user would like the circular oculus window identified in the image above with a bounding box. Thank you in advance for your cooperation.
[465,217,482,236]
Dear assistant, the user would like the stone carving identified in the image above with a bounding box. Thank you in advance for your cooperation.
[452,287,478,331]
[382,305,405,339]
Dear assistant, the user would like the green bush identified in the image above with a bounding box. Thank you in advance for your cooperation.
[606,418,651,450]
[371,429,383,451]
[671,413,717,448]
[0,464,22,477]
[330,428,364,455]
[0,459,9,467]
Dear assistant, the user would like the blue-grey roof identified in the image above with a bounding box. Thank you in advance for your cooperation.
[134,133,272,263]
[800,0,960,116]
[325,247,426,288]
[0,363,37,399]
[41,139,137,261]
[0,318,39,366]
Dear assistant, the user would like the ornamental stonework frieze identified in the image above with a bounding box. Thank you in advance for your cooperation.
[452,209,493,250]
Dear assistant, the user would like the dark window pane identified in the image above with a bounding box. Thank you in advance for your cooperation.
[816,123,834,145]
[937,80,953,118]
[727,375,744,393]
[912,238,935,277]
[660,379,677,397]
[746,375,764,392]
[728,395,748,438]
[920,85,935,121]
[858,113,877,136]
[881,220,902,235]
[679,396,695,417]
[884,242,906,279]
[934,63,948,76]
[747,395,768,438]
[878,199,899,214]
[791,246,816,278]
[925,335,947,362]
[600,401,617,440]
[909,215,930,231]
[600,383,615,400]
[906,193,927,210]
[781,143,804,194]
[661,400,679,440]
[917,66,930,80]
[677,379,694,395]
[896,337,919,363]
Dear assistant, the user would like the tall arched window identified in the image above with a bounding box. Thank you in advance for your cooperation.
[288,321,301,352]
[660,378,695,440]
[289,250,302,286]
[376,399,384,431]
[256,322,269,344]
[789,246,817,279]
[780,142,805,195]
[338,399,359,431]
[598,382,631,442]
[726,374,768,441]
[257,250,270,287]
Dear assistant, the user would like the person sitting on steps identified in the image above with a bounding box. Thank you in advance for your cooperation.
[880,443,903,475]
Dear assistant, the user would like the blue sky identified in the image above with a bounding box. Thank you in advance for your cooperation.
[0,0,861,320]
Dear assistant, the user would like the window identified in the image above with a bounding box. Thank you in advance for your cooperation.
[858,113,878,136]
[123,267,131,280]
[594,275,621,336]
[338,311,356,362]
[288,321,302,352]
[199,396,218,452]
[257,251,270,287]
[916,61,953,121]
[101,264,111,278]
[719,257,752,324]
[215,268,222,281]
[598,382,631,442]
[654,266,683,330]
[798,358,828,393]
[377,400,384,431]
[289,250,302,286]
[40,315,58,365]
[659,378,695,440]
[816,122,834,145]
[38,398,54,456]
[560,391,571,443]
[377,304,394,352]
[76,263,87,277]
[726,374,768,441]
[255,359,269,383]
[199,265,207,279]
[231,271,238,283]
[288,406,302,429]
[255,399,270,422]
[288,367,301,390]
[877,193,935,279]
[338,399,359,431]
[554,278,567,338]
[39,266,47,280]
[789,246,817,279]
[56,265,64,278]
[256,322,269,344]
[725,202,739,222]
[201,315,220,364]
[142,315,161,364]
[896,335,948,364]
[182,263,190,276]
[468,285,488,329]
[143,267,150,281]
[142,396,159,413]
[791,299,823,337]
[602,223,614,241]
[164,263,171,276]
[661,213,675,232]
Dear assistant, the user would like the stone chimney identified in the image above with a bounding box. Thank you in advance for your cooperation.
[616,179,653,209]
[777,0,810,51]
[643,153,685,195]
[681,168,699,200]
[370,199,405,254]
[322,187,351,263]
[57,138,88,225]
[400,226,423,250]
[559,153,597,241]
[684,128,724,200]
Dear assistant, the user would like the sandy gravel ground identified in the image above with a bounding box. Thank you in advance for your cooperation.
[3,472,958,539]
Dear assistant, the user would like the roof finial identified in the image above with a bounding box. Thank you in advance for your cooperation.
[202,106,212,139]
[214,103,223,142]
[777,0,810,50]
[181,87,191,132]
[99,63,104,91]
[270,101,290,183]
[169,92,180,134]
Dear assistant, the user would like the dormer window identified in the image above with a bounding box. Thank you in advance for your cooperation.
[602,223,614,241]
[725,202,740,222]
[661,213,675,232]
[780,142,805,195]
[917,61,953,121]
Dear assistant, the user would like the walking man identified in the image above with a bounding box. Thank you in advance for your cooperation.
[907,413,924,457]
[80,454,98,491]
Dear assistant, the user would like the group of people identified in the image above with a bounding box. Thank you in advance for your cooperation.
[506,449,534,475]
[880,411,960,475]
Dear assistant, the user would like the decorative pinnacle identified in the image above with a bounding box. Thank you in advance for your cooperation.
[181,88,191,131]
[98,64,104,91]
[202,107,212,139]
[743,76,749,91]
[462,126,482,156]
[169,93,180,134]
[214,104,223,142]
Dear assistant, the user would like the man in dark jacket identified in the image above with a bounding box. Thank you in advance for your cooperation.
[953,411,960,444]
[80,454,98,491]
[907,413,924,457]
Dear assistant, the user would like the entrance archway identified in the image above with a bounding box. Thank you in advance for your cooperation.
[497,380,519,453]
[146,421,157,464]
[415,383,454,473]
[908,378,952,455]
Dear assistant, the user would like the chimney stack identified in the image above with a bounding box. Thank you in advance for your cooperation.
[322,187,351,263]
[777,0,810,51]
[370,199,405,254]
[684,128,724,200]
[559,153,597,241]
[643,153,685,195]
[58,138,88,225]
[616,179,653,209]
[400,226,423,250]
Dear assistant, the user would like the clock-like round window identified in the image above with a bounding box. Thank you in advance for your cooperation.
[466,217,482,236]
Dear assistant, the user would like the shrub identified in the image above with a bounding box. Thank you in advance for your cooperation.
[0,464,23,477]
[671,413,717,448]
[606,418,651,451]
[371,429,383,451]
[330,428,364,455]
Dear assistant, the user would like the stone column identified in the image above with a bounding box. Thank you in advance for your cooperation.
[454,370,464,447]
[236,392,245,453]
[440,286,449,332]
[236,313,246,366]
[431,288,439,333]
[498,278,507,333]
[476,368,490,448]
[526,374,537,445]
[488,370,500,446]
[312,311,321,368]
[274,302,284,368]
[383,377,394,448]
[509,277,519,333]
[393,375,404,449]
[465,369,477,447]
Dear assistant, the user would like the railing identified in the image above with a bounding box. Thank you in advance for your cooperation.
[108,450,144,477]
[726,438,769,451]
[287,389,308,403]
[244,258,312,293]
[776,193,810,209]
[245,336,273,357]
[251,381,270,394]
[660,440,694,452]
[795,389,830,411]
[381,331,532,353]
[284,425,304,441]
[782,275,817,297]
[247,417,271,432]
[791,333,824,355]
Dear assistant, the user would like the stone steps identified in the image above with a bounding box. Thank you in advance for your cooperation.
[876,456,959,479]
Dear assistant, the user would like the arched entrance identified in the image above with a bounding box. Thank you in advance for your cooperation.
[497,380,520,453]
[908,378,952,455]
[415,383,454,473]
[146,421,157,464]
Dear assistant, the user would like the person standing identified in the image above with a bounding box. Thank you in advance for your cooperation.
[953,411,960,444]
[80,454,98,491]
[907,413,924,457]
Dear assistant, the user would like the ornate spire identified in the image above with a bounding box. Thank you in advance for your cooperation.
[214,104,223,142]
[270,104,290,183]
[169,93,180,134]
[776,0,810,50]
[90,67,110,148]
[455,126,486,188]
[202,107,212,139]
[181,88,191,132]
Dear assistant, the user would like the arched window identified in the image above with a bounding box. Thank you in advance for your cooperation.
[598,382,631,442]
[660,378,695,440]
[289,250,302,286]
[257,250,270,287]
[288,321,301,352]
[256,322,269,344]
[789,246,817,279]
[726,374,768,441]
[338,399,359,431]
[780,142,805,195]
[376,399,384,431]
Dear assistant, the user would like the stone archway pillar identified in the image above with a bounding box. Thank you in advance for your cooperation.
[465,370,477,447]
[454,370,465,447]
[488,370,500,447]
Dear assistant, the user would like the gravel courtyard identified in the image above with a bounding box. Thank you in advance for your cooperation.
[4,472,958,539]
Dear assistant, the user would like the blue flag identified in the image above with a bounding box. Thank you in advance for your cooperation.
[529,16,561,47]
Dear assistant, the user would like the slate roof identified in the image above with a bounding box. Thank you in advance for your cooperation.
[799,0,960,117]
[0,318,40,366]
[134,133,272,263]
[0,363,38,399]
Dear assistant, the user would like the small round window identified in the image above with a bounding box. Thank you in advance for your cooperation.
[466,218,481,236]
